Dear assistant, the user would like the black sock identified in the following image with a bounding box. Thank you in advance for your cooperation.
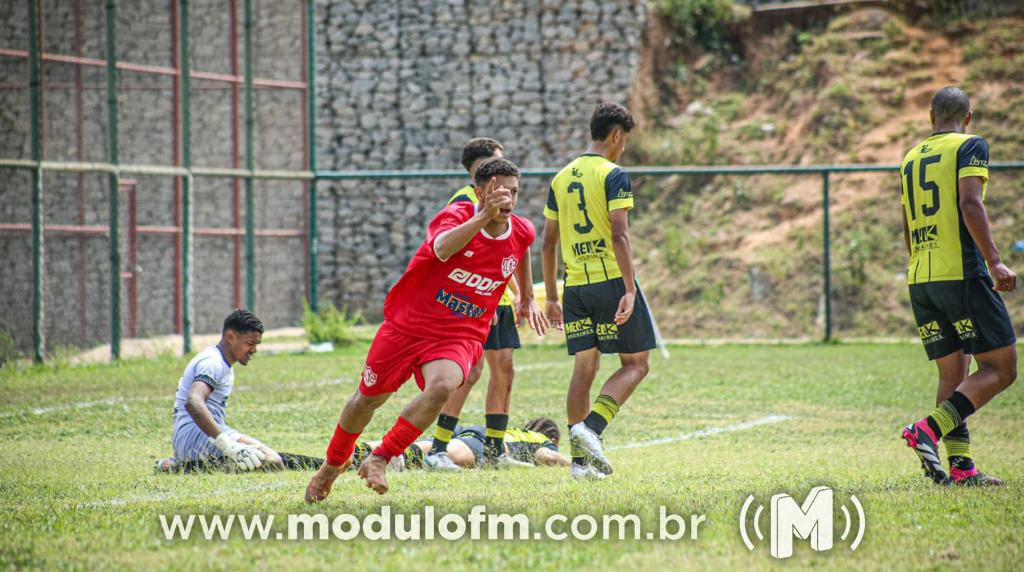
[949,391,977,417]
[431,414,459,454]
[926,391,977,439]
[278,452,325,471]
[943,423,975,471]
[484,413,509,459]
[583,394,620,436]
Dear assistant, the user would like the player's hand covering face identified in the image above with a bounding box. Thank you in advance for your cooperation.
[480,176,517,222]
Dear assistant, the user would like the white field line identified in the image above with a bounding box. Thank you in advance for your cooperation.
[515,361,566,371]
[83,482,291,508]
[0,378,353,419]
[607,414,791,451]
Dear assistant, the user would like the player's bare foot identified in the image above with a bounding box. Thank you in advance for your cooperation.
[304,458,350,503]
[357,454,389,495]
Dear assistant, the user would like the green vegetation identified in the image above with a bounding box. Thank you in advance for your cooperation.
[659,0,748,53]
[302,301,360,346]
[0,330,17,367]
[631,6,1024,339]
[1,344,1021,569]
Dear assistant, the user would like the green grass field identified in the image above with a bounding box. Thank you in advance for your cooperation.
[1,342,1022,570]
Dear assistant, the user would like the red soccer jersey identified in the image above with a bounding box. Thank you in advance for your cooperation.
[383,202,536,344]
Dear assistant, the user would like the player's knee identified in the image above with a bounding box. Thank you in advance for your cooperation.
[1000,355,1017,388]
[426,375,461,401]
[466,362,484,387]
[350,390,386,412]
[628,359,650,379]
[497,357,515,381]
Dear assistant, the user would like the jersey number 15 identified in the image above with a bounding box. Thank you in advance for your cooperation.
[903,155,941,220]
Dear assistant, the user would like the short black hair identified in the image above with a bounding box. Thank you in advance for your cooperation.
[590,102,636,141]
[473,157,520,186]
[524,417,560,444]
[931,86,970,125]
[461,137,503,172]
[223,309,263,335]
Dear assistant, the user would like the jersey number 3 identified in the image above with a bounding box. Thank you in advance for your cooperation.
[567,181,595,234]
[903,155,941,220]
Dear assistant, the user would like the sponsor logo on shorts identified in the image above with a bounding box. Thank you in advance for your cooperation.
[597,323,619,341]
[501,255,519,278]
[917,321,944,345]
[953,319,976,340]
[448,268,503,296]
[362,366,377,387]
[436,288,487,319]
[565,317,594,340]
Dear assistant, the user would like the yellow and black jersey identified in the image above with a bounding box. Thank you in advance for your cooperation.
[503,427,557,463]
[448,184,476,205]
[446,184,514,307]
[544,154,634,287]
[900,132,990,284]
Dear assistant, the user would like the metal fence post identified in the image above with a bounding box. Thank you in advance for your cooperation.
[105,0,121,360]
[243,0,256,312]
[179,0,194,355]
[822,170,832,342]
[306,0,319,313]
[27,0,44,363]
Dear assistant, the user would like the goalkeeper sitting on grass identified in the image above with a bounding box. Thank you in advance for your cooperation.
[155,309,322,473]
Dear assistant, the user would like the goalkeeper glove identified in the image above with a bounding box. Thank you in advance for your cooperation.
[214,432,266,471]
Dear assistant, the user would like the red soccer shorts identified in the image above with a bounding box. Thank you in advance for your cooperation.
[357,320,482,397]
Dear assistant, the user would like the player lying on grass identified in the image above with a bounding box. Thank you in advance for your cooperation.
[899,86,1017,486]
[427,137,531,472]
[348,417,568,470]
[305,157,548,500]
[542,102,655,480]
[155,310,323,473]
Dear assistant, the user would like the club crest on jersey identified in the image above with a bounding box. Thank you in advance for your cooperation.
[501,255,518,278]
[362,366,377,387]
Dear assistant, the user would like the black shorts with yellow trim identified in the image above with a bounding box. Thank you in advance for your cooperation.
[562,278,657,355]
[909,276,1016,361]
[483,305,521,351]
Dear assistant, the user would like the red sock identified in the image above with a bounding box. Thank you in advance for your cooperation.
[372,416,423,461]
[325,423,361,467]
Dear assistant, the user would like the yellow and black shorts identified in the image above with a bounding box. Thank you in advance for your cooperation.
[483,305,521,351]
[562,278,656,355]
[909,276,1016,360]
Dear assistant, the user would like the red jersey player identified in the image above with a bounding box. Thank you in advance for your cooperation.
[305,157,548,499]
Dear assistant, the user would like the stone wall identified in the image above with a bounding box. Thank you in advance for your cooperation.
[317,0,646,319]
[0,0,646,352]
